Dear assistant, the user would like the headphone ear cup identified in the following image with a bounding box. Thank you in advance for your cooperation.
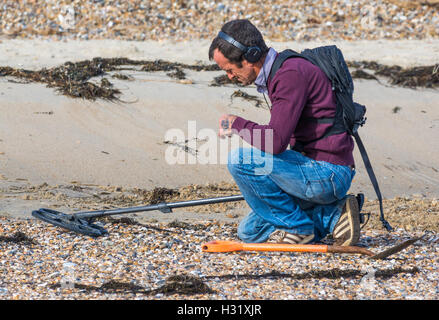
[244,47,262,63]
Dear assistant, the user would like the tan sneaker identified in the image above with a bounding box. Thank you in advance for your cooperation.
[332,194,361,246]
[268,230,314,244]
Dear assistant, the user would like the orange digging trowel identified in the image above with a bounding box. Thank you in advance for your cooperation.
[201,237,423,260]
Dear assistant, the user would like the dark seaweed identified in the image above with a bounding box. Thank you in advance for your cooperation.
[209,74,243,87]
[50,274,214,296]
[348,61,439,88]
[351,69,379,81]
[147,187,180,205]
[231,89,265,108]
[0,231,37,245]
[1,58,437,103]
[0,58,220,101]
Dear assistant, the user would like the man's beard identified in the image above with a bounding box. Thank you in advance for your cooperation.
[235,77,252,86]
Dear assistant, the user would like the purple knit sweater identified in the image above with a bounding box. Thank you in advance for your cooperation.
[231,56,355,166]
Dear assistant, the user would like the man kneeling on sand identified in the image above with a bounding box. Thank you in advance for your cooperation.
[209,19,361,246]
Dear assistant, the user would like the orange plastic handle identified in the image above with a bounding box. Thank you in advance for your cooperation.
[201,240,329,253]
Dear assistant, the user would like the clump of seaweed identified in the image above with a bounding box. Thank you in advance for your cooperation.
[152,274,215,295]
[104,217,142,226]
[0,59,122,101]
[210,74,243,87]
[49,279,146,293]
[163,138,199,156]
[50,274,214,296]
[166,68,186,80]
[384,65,439,88]
[147,187,180,204]
[168,220,208,231]
[208,61,439,90]
[348,61,439,88]
[98,280,146,293]
[141,59,221,81]
[0,231,37,245]
[111,73,134,81]
[2,57,436,102]
[0,58,220,101]
[392,106,402,114]
[351,69,379,81]
[231,89,266,109]
[140,59,220,73]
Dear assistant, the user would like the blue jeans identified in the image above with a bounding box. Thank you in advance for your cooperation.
[227,147,355,243]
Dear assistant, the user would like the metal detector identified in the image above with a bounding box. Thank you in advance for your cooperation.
[32,194,423,259]
[32,195,244,237]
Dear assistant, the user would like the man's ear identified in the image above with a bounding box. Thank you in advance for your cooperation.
[242,58,263,69]
[241,59,254,68]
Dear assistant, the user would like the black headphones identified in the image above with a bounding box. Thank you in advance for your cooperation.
[217,31,262,63]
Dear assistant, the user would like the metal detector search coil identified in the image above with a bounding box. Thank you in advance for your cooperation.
[32,208,108,237]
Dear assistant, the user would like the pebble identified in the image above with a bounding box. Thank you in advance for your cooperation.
[0,215,438,300]
[1,167,438,299]
[0,0,437,42]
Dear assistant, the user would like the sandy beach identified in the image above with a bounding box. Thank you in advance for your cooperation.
[1,0,439,301]
[1,39,439,201]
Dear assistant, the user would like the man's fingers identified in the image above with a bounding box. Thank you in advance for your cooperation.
[219,114,237,138]
[221,119,230,129]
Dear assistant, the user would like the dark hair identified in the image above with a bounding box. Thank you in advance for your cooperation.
[208,19,269,66]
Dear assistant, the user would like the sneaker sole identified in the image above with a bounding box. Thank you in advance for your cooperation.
[333,196,360,246]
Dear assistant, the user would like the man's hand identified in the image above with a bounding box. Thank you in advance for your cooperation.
[218,114,238,138]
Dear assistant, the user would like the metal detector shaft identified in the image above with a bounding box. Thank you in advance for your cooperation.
[73,194,245,219]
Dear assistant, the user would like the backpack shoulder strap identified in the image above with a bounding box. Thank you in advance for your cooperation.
[353,131,393,231]
[269,49,305,81]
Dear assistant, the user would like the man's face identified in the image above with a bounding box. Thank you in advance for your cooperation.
[213,48,257,86]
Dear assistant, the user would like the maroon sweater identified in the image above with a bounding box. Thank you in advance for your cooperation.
[231,57,355,166]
